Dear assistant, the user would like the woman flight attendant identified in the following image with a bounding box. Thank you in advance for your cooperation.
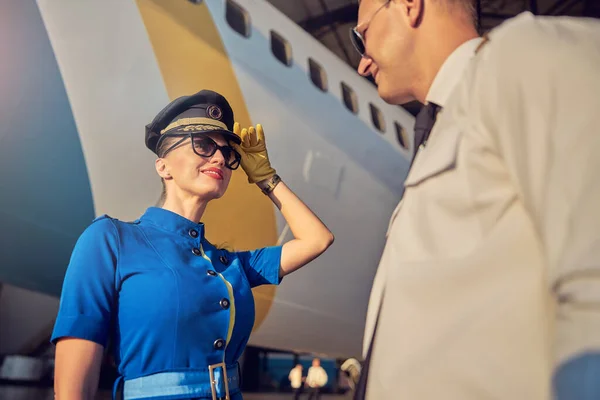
[51,89,334,400]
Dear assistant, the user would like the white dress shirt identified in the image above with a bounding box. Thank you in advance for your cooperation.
[306,365,328,388]
[288,367,303,389]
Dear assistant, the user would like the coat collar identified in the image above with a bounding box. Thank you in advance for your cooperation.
[140,207,205,240]
[426,37,483,108]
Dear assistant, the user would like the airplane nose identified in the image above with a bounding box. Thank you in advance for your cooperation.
[358,57,373,77]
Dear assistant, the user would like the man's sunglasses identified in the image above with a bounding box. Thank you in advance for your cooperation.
[159,133,241,170]
[349,0,391,57]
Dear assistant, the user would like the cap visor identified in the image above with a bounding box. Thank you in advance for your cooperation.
[170,125,241,145]
[217,130,242,145]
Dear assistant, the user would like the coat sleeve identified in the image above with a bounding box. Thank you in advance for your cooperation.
[50,217,120,347]
[463,13,600,397]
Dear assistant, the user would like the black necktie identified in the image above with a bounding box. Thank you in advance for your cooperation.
[412,102,441,160]
[353,102,442,400]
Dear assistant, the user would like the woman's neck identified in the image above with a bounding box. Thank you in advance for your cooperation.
[161,195,208,223]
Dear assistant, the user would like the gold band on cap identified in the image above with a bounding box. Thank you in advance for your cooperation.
[160,117,228,134]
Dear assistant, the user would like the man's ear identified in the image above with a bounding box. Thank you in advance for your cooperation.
[155,158,171,180]
[398,0,423,28]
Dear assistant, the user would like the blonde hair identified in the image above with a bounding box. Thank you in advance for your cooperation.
[155,135,180,207]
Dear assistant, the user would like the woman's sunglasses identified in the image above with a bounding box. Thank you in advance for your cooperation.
[159,133,241,170]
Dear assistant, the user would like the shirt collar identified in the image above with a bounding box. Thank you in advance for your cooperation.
[425,37,483,107]
[140,207,205,240]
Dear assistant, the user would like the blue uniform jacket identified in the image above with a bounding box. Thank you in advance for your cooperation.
[51,207,283,396]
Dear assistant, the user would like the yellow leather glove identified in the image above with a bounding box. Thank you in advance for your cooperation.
[232,122,277,184]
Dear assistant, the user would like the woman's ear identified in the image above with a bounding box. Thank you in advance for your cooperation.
[155,158,171,180]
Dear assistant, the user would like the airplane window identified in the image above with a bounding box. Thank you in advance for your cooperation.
[341,82,358,114]
[394,121,409,149]
[370,103,386,133]
[308,58,328,92]
[226,0,250,38]
[270,30,292,67]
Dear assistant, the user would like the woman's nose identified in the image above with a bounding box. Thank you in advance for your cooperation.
[209,149,226,166]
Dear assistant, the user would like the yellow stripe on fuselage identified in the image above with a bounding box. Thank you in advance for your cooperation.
[135,0,278,332]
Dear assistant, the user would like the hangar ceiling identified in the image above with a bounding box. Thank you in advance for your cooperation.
[265,0,600,116]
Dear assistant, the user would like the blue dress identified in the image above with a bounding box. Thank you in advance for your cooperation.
[51,207,283,399]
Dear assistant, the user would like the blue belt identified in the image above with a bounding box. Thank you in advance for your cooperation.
[113,362,241,400]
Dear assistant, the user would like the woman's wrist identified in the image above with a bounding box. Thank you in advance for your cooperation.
[257,174,281,195]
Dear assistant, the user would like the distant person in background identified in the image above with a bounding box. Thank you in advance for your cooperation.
[306,358,328,400]
[288,364,304,400]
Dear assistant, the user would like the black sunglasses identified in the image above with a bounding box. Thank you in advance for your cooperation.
[159,133,241,170]
[349,0,391,57]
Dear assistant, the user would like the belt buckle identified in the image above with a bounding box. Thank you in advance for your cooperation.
[208,362,230,400]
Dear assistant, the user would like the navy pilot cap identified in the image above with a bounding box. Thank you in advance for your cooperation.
[145,89,241,155]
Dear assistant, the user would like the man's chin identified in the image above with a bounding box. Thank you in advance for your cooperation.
[377,81,412,105]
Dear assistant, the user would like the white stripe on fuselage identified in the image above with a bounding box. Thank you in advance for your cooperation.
[37,0,169,220]
[204,1,415,358]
